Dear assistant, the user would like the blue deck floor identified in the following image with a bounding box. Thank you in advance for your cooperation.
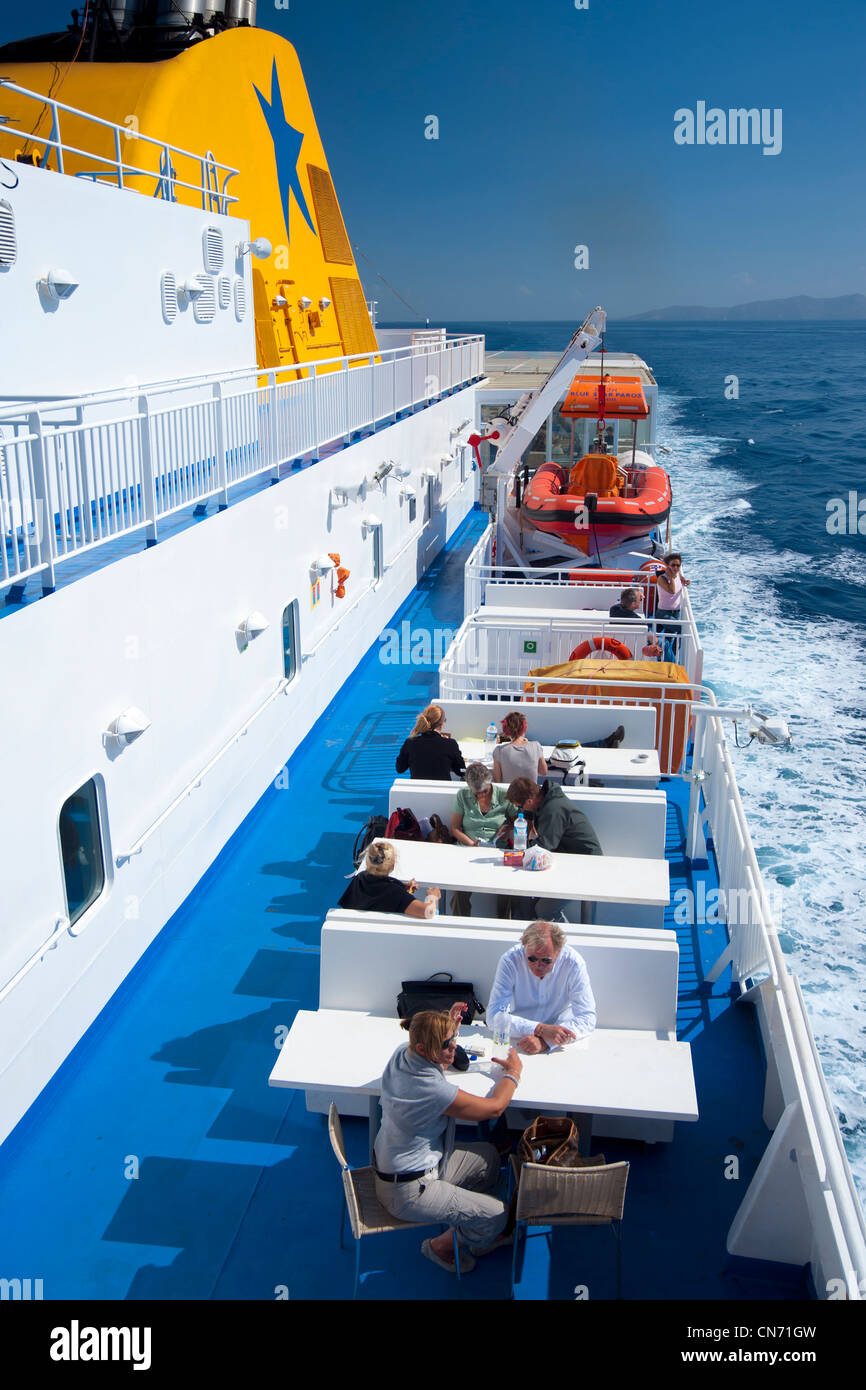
[0,510,807,1300]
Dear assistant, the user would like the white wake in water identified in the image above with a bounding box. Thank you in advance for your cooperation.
[659,395,866,1198]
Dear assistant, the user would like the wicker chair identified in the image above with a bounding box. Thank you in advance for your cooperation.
[327,1104,467,1298]
[508,1156,630,1298]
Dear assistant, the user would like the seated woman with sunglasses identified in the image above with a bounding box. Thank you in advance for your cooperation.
[487,921,597,1055]
[374,1005,523,1273]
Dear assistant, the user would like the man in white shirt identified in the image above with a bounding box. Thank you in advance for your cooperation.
[487,921,596,1055]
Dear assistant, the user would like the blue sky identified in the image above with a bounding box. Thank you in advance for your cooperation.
[6,0,865,318]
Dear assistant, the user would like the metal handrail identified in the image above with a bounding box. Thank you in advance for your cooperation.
[0,335,486,593]
[0,78,239,209]
[0,334,485,424]
[114,678,289,866]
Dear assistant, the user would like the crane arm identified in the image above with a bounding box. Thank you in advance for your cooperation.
[485,307,606,475]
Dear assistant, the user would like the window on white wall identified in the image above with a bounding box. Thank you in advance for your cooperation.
[372,525,384,583]
[59,780,105,926]
[282,600,300,681]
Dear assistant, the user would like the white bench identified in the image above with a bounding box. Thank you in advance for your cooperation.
[436,698,657,752]
[388,781,666,859]
[385,780,666,929]
[302,914,684,1142]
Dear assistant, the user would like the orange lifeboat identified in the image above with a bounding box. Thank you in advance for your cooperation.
[520,459,672,556]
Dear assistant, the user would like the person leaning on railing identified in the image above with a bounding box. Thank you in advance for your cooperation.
[655,552,690,663]
[396,704,466,781]
[374,1005,522,1273]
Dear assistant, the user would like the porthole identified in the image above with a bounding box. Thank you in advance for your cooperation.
[59,779,105,927]
[282,599,300,682]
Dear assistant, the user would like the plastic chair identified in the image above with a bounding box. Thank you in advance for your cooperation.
[327,1104,467,1298]
[508,1156,629,1298]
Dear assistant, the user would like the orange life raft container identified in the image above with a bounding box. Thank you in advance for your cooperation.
[522,657,693,773]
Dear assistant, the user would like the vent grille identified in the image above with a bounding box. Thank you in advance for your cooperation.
[202,226,224,273]
[307,165,353,264]
[192,275,216,323]
[329,276,379,355]
[0,200,17,267]
[233,277,247,322]
[160,271,178,323]
[218,275,231,309]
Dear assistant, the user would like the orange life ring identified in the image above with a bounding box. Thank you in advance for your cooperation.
[568,636,632,661]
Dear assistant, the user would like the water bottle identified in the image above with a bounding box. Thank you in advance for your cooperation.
[493,1005,512,1059]
[513,813,527,855]
[424,890,439,919]
[485,721,497,748]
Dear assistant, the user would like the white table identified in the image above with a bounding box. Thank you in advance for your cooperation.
[459,739,661,789]
[375,838,669,909]
[269,1010,698,1147]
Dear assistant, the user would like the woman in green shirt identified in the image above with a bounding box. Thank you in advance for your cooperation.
[449,763,517,918]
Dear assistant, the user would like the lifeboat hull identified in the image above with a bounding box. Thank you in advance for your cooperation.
[520,461,671,555]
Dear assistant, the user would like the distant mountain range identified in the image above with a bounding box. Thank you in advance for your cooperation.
[620,294,866,322]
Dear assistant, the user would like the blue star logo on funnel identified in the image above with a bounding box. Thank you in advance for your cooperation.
[254,59,316,239]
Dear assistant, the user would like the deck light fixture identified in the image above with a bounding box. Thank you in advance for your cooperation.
[180,278,205,300]
[319,297,331,311]
[236,611,269,646]
[361,513,381,535]
[312,553,336,575]
[38,268,79,301]
[298,296,312,311]
[105,706,151,749]
[235,236,272,260]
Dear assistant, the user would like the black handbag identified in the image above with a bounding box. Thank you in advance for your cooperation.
[396,972,485,1026]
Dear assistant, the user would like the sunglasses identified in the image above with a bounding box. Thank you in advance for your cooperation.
[527,955,554,965]
[442,1036,458,1048]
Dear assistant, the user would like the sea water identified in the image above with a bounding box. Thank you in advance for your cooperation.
[407,320,866,1196]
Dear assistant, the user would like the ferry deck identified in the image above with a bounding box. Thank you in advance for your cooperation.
[0,510,808,1301]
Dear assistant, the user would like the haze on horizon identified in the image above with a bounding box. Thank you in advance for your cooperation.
[6,0,865,322]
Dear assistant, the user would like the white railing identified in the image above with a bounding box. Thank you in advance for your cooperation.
[439,611,703,723]
[694,708,866,1291]
[463,521,494,614]
[0,79,238,211]
[0,335,484,593]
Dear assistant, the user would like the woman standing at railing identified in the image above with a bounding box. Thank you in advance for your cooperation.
[655,552,690,664]
[396,704,466,781]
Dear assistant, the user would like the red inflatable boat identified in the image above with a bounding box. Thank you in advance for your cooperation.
[520,457,672,556]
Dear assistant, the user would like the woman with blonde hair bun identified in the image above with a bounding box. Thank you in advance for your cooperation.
[396,703,465,781]
[338,841,441,918]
